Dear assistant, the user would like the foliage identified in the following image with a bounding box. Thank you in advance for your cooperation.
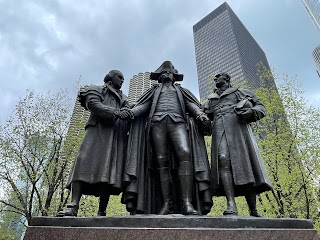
[0,210,18,240]
[0,90,74,226]
[77,195,128,217]
[254,64,320,224]
[0,87,131,238]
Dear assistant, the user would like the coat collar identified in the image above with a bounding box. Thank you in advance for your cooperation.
[207,87,238,99]
[105,81,122,100]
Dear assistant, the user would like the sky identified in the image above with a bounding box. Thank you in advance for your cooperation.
[0,0,319,123]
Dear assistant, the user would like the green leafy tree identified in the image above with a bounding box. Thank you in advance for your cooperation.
[254,65,320,224]
[0,90,74,226]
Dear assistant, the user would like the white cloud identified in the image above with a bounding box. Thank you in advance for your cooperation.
[0,0,319,123]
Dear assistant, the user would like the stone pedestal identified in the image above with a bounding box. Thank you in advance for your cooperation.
[24,215,319,240]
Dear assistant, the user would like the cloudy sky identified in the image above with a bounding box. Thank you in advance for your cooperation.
[0,0,319,123]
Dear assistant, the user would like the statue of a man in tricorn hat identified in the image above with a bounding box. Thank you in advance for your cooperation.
[121,61,213,215]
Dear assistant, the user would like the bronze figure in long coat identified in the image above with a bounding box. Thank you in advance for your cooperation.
[203,73,272,217]
[122,61,213,215]
[60,70,131,217]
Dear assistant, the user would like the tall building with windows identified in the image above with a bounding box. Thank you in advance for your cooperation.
[193,2,272,100]
[312,44,320,76]
[128,72,157,104]
[301,0,320,77]
[302,0,320,32]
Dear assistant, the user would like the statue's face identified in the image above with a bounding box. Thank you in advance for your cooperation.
[159,70,174,82]
[112,72,124,90]
[214,75,228,88]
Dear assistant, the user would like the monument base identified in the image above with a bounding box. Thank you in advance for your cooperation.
[24,215,319,240]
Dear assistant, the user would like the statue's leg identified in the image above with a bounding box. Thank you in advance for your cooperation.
[219,134,238,216]
[178,161,198,215]
[151,121,173,215]
[245,190,261,217]
[98,190,110,216]
[61,181,82,217]
[158,166,173,215]
[171,122,198,215]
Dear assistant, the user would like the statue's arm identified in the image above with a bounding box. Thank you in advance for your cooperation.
[131,98,152,118]
[85,94,117,119]
[202,99,214,120]
[185,98,205,118]
[251,98,266,121]
[239,89,266,122]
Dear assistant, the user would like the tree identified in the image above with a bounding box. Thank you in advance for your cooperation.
[0,90,74,226]
[254,65,320,228]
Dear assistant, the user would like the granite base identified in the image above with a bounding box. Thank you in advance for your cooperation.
[24,215,319,240]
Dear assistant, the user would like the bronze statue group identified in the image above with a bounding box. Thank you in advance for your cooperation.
[58,61,272,218]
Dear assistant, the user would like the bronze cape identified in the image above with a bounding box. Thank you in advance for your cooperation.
[122,84,213,215]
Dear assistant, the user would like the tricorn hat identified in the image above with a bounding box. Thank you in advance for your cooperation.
[150,61,184,82]
[214,73,231,82]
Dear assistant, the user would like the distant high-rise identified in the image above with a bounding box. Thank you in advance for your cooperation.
[193,2,272,100]
[128,72,157,104]
[312,44,320,76]
[302,0,320,32]
[301,0,320,77]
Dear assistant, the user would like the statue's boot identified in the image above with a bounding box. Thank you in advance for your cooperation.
[97,193,110,216]
[126,199,136,213]
[221,171,238,216]
[64,203,79,216]
[223,200,238,216]
[56,203,79,217]
[57,181,82,217]
[179,161,198,215]
[159,167,174,215]
[245,191,261,217]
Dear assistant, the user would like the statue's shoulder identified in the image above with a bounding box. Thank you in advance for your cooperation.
[80,85,103,94]
[175,84,201,105]
[140,83,159,95]
[78,85,104,108]
[151,83,160,89]
[144,83,160,94]
[206,92,218,99]
[238,88,256,97]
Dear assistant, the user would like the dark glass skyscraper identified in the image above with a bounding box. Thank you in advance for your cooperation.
[193,2,271,100]
[302,0,320,32]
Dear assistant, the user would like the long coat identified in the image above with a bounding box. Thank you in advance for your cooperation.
[66,83,129,196]
[203,87,272,196]
[122,83,213,215]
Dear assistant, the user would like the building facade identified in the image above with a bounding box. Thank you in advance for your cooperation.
[301,0,320,77]
[193,2,272,100]
[302,0,320,32]
[128,72,157,104]
[312,44,320,76]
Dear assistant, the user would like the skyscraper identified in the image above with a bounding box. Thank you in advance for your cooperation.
[301,0,320,77]
[312,44,320,76]
[128,72,157,104]
[302,0,320,32]
[193,2,272,100]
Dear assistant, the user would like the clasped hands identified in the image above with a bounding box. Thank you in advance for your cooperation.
[196,112,210,123]
[114,107,134,120]
[196,112,211,127]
